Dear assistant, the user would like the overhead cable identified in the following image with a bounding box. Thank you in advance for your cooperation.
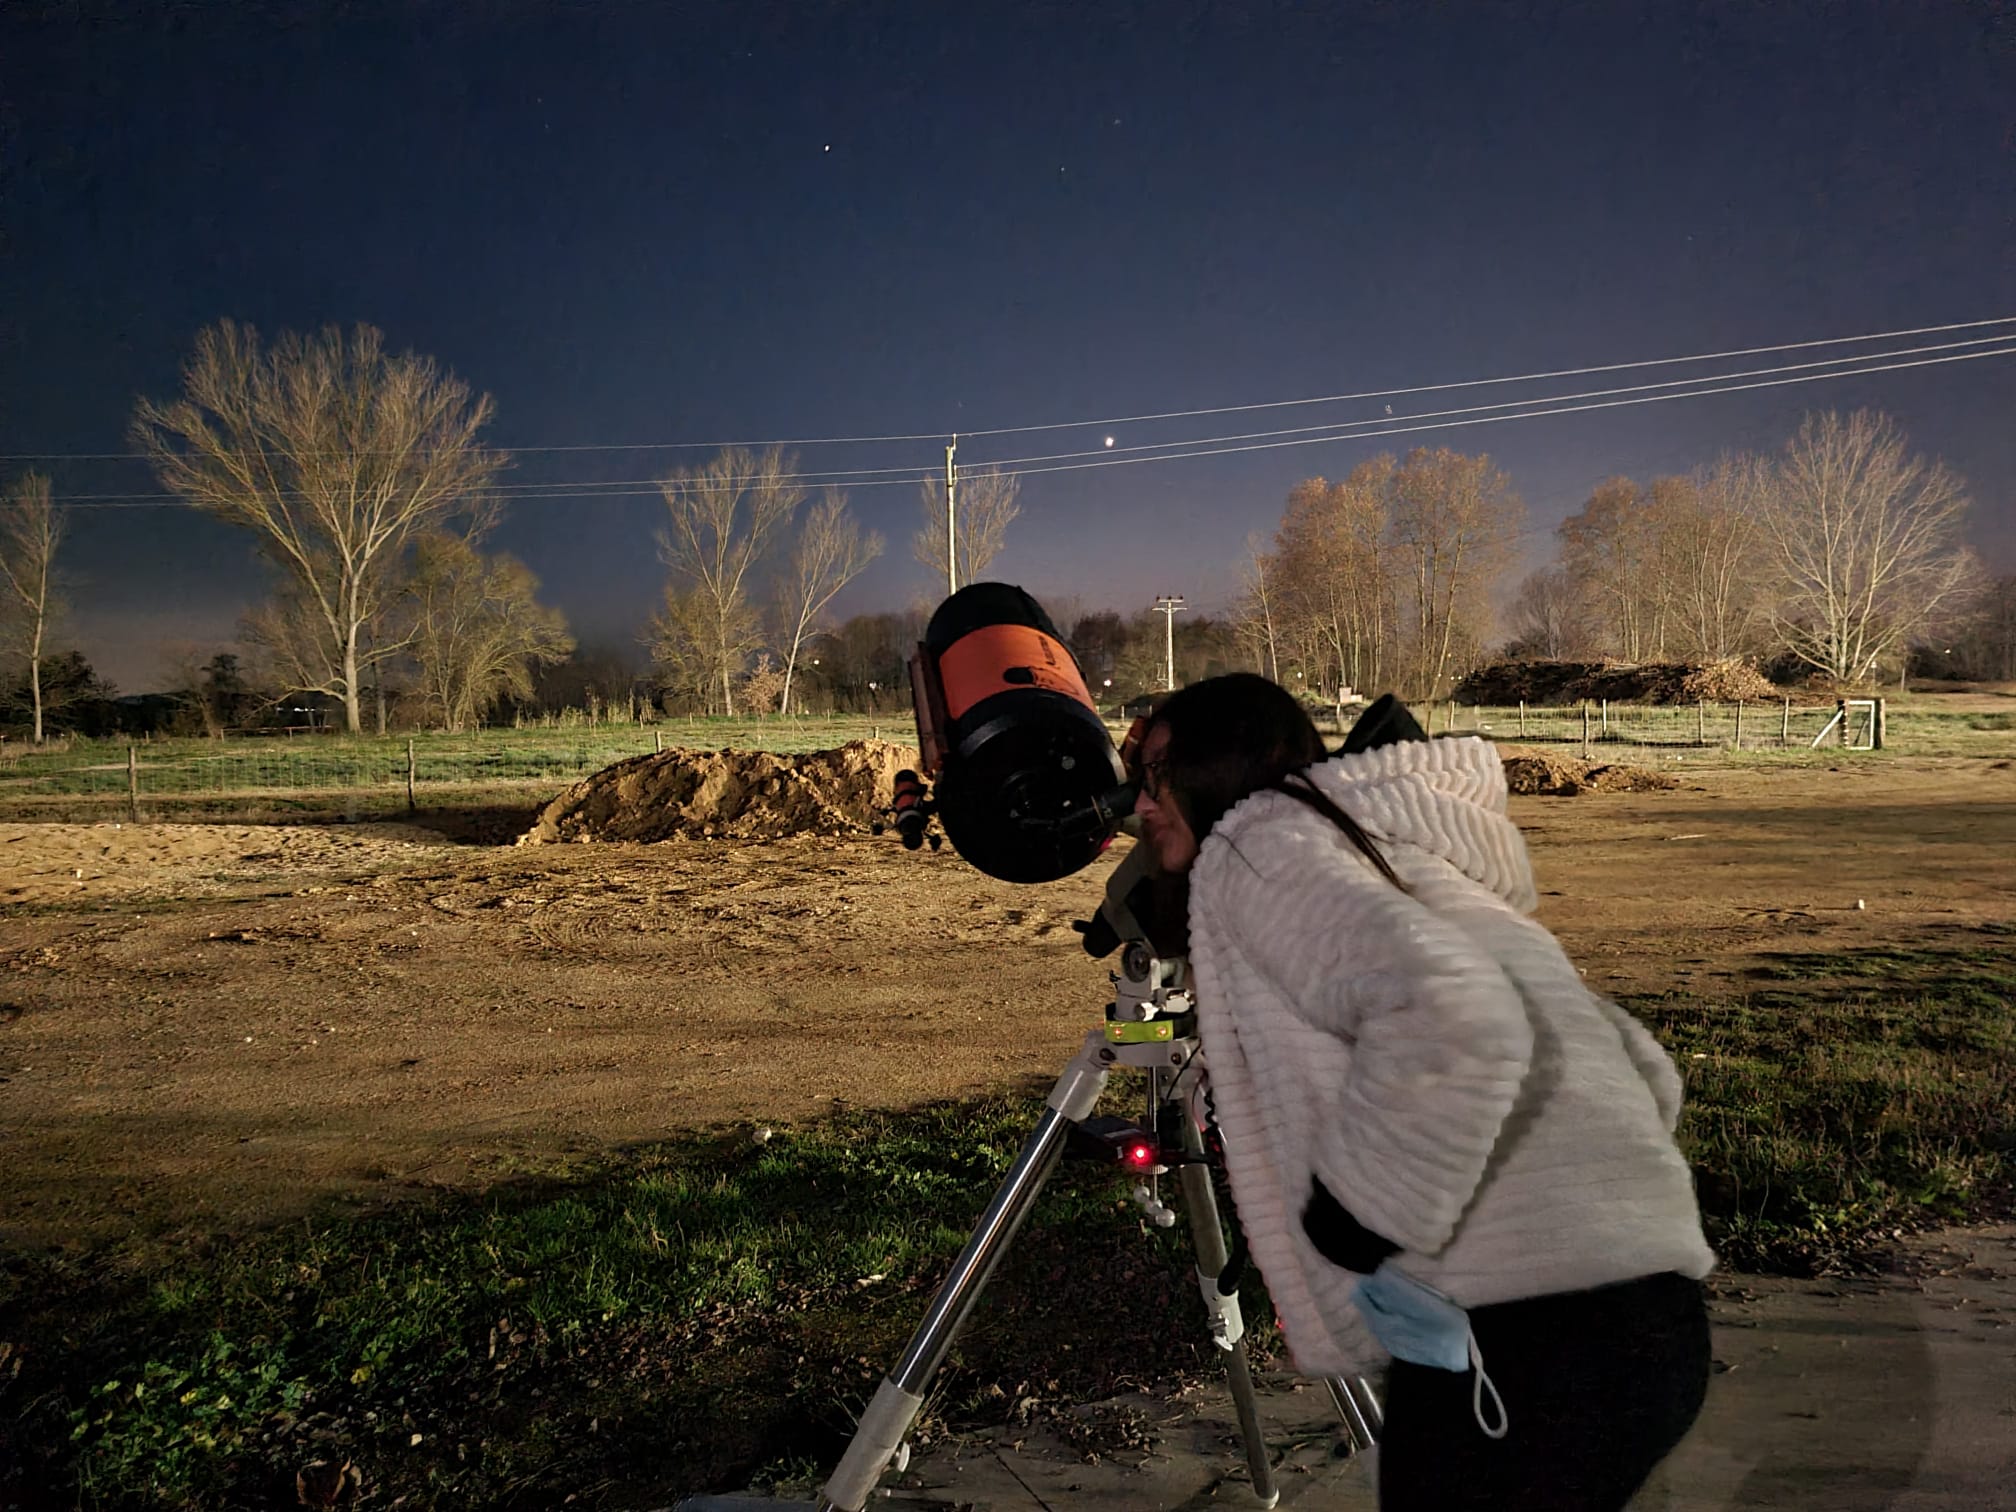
[6,313,2013,463]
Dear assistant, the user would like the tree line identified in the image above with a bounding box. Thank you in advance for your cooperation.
[4,321,2011,742]
[1229,412,2008,699]
[1500,411,2005,685]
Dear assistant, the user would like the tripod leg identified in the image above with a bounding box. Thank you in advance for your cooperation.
[809,1029,1113,1512]
[1324,1374,1382,1453]
[1177,1122,1281,1510]
[1357,1374,1383,1435]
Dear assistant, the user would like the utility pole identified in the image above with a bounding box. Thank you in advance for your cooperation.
[945,436,958,596]
[1153,594,1187,691]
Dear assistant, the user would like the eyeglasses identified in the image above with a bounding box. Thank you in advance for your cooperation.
[1137,758,1170,801]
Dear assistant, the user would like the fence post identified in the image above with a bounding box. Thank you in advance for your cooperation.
[1696,700,1705,745]
[1600,697,1609,737]
[1581,702,1591,759]
[1734,701,1744,750]
[1874,697,1887,750]
[127,743,139,822]
[406,738,417,813]
[1518,699,1526,737]
[1782,697,1791,746]
[655,730,663,754]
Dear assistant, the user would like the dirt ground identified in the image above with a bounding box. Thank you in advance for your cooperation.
[2,755,2014,1255]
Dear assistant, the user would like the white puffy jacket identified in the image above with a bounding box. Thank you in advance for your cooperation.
[1185,735,1715,1377]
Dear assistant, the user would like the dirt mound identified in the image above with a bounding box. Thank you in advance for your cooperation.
[1497,745,1679,797]
[519,740,919,844]
[1454,658,1781,706]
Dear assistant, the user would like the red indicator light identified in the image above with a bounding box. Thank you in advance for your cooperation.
[1126,1143,1154,1167]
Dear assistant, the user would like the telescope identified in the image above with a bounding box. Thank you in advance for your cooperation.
[892,582,1135,883]
[675,587,1399,1512]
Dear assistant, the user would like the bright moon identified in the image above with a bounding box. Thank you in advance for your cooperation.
[1103,436,1115,447]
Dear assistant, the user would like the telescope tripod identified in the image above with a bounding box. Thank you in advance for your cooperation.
[676,940,1383,1512]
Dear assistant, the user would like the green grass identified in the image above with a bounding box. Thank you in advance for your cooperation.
[0,717,903,823]
[5,700,2010,825]
[0,1095,1262,1511]
[1418,700,2016,764]
[1642,929,2016,1272]
[4,938,2011,1509]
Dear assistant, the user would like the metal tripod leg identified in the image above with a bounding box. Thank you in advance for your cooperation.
[1177,1119,1281,1509]
[1324,1373,1383,1455]
[795,1028,1113,1512]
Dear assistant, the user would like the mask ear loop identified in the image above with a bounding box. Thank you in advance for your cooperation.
[1469,1333,1509,1440]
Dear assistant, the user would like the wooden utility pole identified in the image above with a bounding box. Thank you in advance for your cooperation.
[1153,594,1187,691]
[945,435,958,596]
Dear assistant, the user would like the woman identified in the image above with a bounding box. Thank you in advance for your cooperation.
[1130,674,1714,1512]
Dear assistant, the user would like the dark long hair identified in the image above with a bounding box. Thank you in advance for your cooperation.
[1149,673,1405,891]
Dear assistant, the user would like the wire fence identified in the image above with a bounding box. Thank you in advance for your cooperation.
[0,698,1983,827]
[1408,698,1853,761]
[0,716,901,824]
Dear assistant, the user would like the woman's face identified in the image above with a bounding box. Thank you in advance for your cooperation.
[1132,721,1200,874]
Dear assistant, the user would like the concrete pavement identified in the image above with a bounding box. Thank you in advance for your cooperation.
[849,1222,2016,1511]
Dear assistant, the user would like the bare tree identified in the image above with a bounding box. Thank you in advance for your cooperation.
[1231,533,1283,682]
[133,322,501,733]
[1505,566,1593,659]
[646,587,718,713]
[1065,610,1128,693]
[1943,574,2016,682]
[0,472,64,743]
[1557,477,1671,662]
[827,607,927,710]
[912,465,1021,589]
[1272,464,1397,701]
[1387,447,1524,698]
[1762,411,1981,684]
[776,489,883,715]
[654,447,804,715]
[401,534,575,731]
[1657,460,1773,662]
[160,642,228,739]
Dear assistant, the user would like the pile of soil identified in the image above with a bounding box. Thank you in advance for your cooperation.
[1454,658,1781,706]
[519,740,919,844]
[1497,745,1679,797]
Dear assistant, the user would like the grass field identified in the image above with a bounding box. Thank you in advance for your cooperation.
[6,939,2011,1509]
[5,697,2012,825]
[0,717,899,824]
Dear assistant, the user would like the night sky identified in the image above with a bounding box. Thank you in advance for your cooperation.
[6,1,2013,692]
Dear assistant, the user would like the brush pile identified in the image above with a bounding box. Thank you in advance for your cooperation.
[1453,658,1780,706]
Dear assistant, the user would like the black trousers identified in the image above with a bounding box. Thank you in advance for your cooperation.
[1377,1271,1711,1512]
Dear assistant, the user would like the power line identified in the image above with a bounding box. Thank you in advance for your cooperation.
[955,314,2016,438]
[48,339,2016,508]
[30,335,2003,502]
[7,312,2014,464]
[990,342,2016,480]
[966,332,2016,471]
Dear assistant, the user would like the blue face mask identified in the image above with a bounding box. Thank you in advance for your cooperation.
[1354,1262,1509,1439]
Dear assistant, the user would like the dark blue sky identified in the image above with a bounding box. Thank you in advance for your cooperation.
[5,1,2013,690]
